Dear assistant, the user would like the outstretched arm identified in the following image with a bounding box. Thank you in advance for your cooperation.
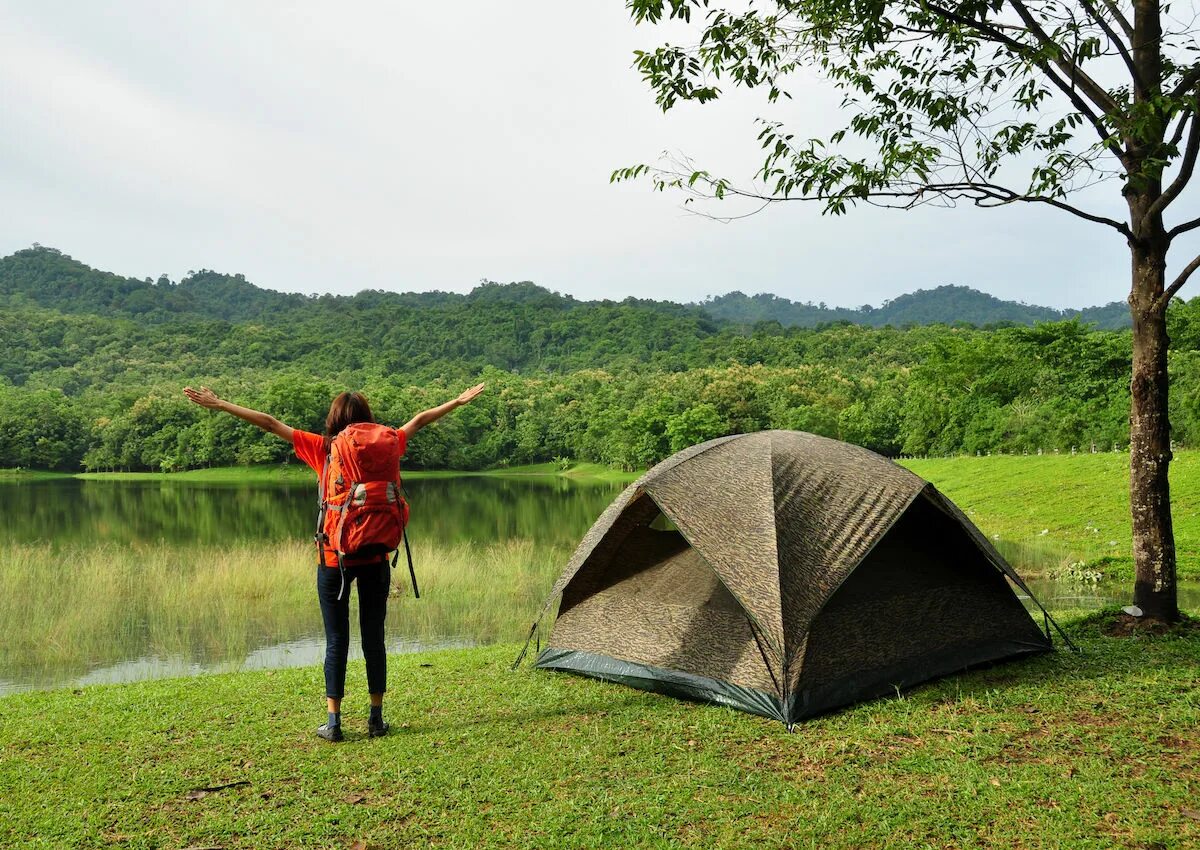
[401,383,485,439]
[183,386,294,442]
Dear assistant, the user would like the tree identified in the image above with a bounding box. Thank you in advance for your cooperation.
[616,0,1200,622]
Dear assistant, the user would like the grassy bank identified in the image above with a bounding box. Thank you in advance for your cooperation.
[0,468,71,480]
[42,461,640,485]
[1,614,1197,849]
[902,452,1200,581]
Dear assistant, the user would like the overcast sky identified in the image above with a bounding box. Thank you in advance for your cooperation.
[3,1,1197,309]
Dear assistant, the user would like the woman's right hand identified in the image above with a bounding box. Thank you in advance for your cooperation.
[456,382,486,406]
[184,386,224,410]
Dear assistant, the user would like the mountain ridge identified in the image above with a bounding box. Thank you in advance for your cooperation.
[0,245,1131,329]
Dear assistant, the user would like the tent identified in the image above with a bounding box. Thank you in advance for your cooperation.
[522,431,1063,727]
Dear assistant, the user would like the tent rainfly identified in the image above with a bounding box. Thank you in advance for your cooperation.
[520,431,1065,727]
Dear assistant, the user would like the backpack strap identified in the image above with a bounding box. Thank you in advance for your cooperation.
[398,480,418,599]
[402,526,419,599]
[314,451,332,569]
[330,477,357,601]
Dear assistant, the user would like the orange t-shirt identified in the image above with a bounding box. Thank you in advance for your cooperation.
[293,428,408,566]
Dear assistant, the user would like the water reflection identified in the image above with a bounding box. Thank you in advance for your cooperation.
[0,476,620,694]
[0,475,622,549]
[73,635,475,689]
[1,475,1195,695]
[1023,577,1200,612]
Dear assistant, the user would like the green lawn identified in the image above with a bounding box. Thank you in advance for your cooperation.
[1,614,1197,849]
[902,452,1200,580]
[0,468,71,481]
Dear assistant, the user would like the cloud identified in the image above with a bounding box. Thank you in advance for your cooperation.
[0,2,1177,308]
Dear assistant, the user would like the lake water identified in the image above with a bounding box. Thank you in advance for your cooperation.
[1,475,1195,694]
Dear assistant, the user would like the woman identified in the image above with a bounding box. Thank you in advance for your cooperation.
[183,382,485,742]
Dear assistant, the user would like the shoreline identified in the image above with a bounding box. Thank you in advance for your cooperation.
[0,461,641,485]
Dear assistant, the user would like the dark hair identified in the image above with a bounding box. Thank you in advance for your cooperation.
[324,391,375,449]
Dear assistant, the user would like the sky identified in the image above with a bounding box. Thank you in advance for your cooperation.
[2,1,1196,310]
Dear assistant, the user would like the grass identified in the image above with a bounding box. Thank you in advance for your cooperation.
[4,454,1199,847]
[1,613,1197,849]
[8,461,641,485]
[0,468,71,480]
[901,452,1200,581]
[74,465,317,484]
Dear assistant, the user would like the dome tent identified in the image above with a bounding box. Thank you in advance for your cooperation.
[521,431,1065,727]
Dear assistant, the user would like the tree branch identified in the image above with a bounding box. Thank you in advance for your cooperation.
[1160,252,1200,306]
[1077,0,1141,91]
[1171,66,1200,100]
[1168,216,1200,240]
[1098,0,1134,39]
[960,182,1132,235]
[664,171,1133,237]
[1147,108,1200,226]
[1167,107,1192,150]
[923,3,1127,169]
[1008,0,1123,115]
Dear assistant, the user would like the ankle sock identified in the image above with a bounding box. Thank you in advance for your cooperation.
[369,705,383,724]
[327,711,340,728]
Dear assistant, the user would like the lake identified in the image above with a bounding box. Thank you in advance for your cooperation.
[1,475,1195,694]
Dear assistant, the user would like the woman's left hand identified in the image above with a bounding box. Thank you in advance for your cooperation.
[456,383,486,406]
[184,386,224,410]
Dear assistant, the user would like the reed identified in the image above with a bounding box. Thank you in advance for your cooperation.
[0,538,568,689]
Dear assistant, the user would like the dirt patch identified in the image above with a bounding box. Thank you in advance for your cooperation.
[1099,612,1198,637]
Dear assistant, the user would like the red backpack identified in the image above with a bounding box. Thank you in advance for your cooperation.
[315,423,412,595]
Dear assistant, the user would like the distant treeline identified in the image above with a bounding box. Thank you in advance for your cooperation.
[3,246,1200,472]
[701,288,1131,330]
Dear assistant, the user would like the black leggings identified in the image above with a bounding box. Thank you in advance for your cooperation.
[316,562,390,699]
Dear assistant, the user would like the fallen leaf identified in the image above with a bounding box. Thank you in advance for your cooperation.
[989,778,1001,788]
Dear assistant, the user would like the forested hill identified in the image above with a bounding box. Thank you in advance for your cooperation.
[700,286,1131,330]
[6,245,1200,473]
[1,246,1128,329]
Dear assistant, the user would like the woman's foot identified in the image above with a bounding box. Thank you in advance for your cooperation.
[317,710,343,742]
[368,704,389,737]
[316,722,344,742]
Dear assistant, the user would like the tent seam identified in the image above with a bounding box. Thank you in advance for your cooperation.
[785,480,928,693]
[644,489,787,682]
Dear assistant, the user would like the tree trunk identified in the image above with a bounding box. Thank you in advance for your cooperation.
[1128,241,1180,623]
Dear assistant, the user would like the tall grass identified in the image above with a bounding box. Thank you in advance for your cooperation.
[0,539,567,689]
